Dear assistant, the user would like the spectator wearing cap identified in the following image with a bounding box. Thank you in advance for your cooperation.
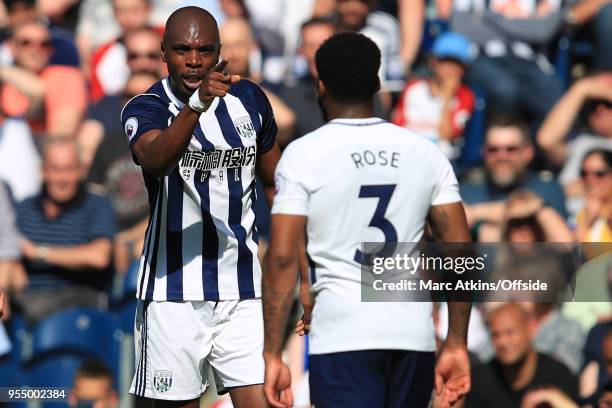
[391,32,475,160]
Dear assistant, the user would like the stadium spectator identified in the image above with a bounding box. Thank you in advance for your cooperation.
[0,183,28,321]
[447,0,566,128]
[280,16,336,147]
[124,27,164,77]
[599,382,612,408]
[494,190,573,243]
[13,138,115,323]
[0,17,87,137]
[391,32,475,160]
[537,72,612,196]
[466,303,578,407]
[88,0,157,102]
[0,0,80,67]
[461,116,568,239]
[521,387,579,408]
[574,149,612,242]
[335,0,405,95]
[220,18,296,144]
[87,71,156,275]
[78,27,164,168]
[69,360,118,408]
[522,302,585,374]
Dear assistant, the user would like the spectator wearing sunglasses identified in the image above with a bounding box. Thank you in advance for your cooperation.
[537,72,612,212]
[77,27,163,169]
[0,17,87,138]
[461,115,567,241]
[575,149,612,242]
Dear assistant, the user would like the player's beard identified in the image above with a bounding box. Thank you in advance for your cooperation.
[317,93,329,123]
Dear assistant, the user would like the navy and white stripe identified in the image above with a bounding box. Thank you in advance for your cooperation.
[121,78,277,301]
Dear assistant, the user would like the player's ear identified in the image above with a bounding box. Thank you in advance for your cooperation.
[160,41,167,63]
[317,79,326,97]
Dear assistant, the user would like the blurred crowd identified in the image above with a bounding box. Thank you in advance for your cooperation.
[0,0,611,407]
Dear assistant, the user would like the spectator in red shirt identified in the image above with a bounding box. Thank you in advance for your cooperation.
[0,17,87,137]
[88,0,158,102]
[391,32,475,160]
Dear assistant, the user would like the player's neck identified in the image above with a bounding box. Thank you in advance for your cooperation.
[325,100,375,121]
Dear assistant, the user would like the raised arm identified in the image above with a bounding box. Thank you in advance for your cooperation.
[131,60,240,177]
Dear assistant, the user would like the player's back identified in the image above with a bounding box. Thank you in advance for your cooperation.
[274,117,461,354]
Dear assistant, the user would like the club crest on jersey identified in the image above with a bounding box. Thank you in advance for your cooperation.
[125,117,138,141]
[153,370,172,393]
[234,116,256,139]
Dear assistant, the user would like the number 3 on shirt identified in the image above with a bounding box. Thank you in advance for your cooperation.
[354,184,398,265]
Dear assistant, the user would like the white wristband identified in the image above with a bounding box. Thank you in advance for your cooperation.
[188,90,207,113]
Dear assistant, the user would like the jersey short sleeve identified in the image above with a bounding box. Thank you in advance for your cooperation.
[251,85,277,154]
[121,94,169,148]
[431,148,462,206]
[271,142,311,216]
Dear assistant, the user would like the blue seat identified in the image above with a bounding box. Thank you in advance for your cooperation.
[111,260,139,304]
[24,308,122,389]
[455,88,487,174]
[0,315,27,387]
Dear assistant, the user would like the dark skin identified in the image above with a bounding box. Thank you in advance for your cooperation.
[133,7,277,408]
[262,79,472,408]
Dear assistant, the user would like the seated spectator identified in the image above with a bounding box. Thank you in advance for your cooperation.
[69,360,118,408]
[486,190,573,243]
[88,0,157,102]
[0,17,87,137]
[280,17,336,147]
[462,116,568,237]
[391,32,475,160]
[575,149,612,242]
[466,303,578,407]
[0,0,80,67]
[0,183,28,321]
[566,0,612,71]
[220,17,295,144]
[336,0,404,95]
[448,0,565,128]
[87,71,156,275]
[522,302,585,374]
[78,27,164,168]
[537,72,612,198]
[13,138,115,323]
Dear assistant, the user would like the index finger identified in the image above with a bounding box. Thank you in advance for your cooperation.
[210,58,228,73]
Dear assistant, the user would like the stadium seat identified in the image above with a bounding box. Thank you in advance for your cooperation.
[0,315,28,387]
[111,260,139,304]
[24,308,122,391]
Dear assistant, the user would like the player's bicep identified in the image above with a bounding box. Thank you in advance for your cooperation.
[131,129,162,169]
[268,214,306,262]
[427,202,471,243]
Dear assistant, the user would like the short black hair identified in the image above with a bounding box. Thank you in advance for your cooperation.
[74,360,114,383]
[485,114,531,145]
[315,32,381,103]
[582,148,612,169]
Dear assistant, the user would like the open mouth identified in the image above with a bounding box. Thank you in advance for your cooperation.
[182,76,203,91]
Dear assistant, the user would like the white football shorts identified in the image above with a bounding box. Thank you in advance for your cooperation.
[129,298,264,400]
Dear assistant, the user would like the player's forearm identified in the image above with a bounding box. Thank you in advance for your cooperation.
[263,253,298,357]
[136,107,202,177]
[446,301,471,346]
